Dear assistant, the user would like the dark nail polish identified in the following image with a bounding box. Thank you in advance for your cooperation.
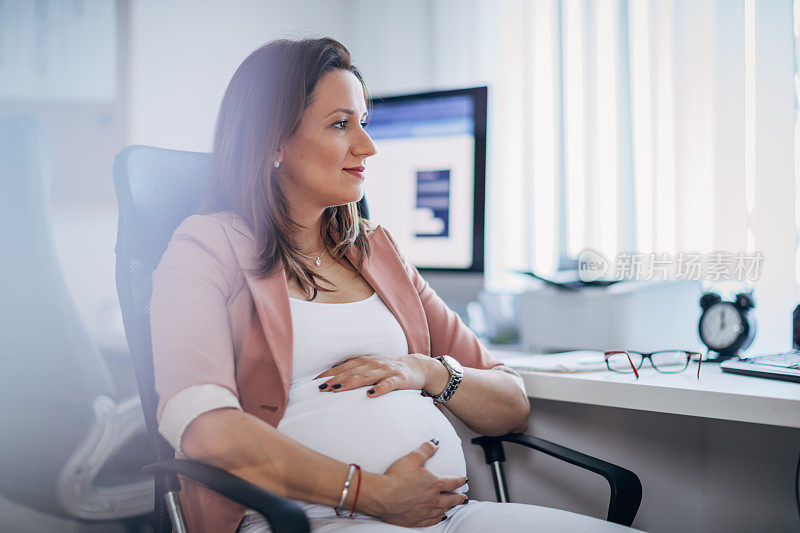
[367,388,375,394]
[430,438,439,445]
[332,383,342,389]
[461,499,469,505]
[465,477,469,483]
[318,383,328,390]
[441,516,448,522]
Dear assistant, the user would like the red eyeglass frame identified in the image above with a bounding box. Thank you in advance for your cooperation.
[604,350,703,379]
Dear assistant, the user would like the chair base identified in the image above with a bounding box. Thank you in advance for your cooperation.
[57,396,154,520]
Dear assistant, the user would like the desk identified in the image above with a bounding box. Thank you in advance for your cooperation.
[494,349,800,429]
[454,348,800,533]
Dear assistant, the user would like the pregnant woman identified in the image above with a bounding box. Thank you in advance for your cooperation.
[151,37,638,532]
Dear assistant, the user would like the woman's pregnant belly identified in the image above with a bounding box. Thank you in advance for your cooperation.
[277,377,467,490]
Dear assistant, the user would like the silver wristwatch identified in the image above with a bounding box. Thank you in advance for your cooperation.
[422,355,463,404]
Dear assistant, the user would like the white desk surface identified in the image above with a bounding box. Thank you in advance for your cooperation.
[494,348,800,429]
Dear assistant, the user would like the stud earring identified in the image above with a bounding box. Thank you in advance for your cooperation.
[273,160,280,168]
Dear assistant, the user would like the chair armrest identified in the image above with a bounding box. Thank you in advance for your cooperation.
[143,459,310,533]
[471,433,642,526]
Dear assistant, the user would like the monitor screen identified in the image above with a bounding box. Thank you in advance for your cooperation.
[364,86,487,272]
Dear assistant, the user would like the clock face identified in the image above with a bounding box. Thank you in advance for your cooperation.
[700,302,744,350]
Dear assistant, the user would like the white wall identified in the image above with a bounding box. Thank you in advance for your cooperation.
[129,0,484,150]
[348,0,437,96]
[748,0,797,353]
[129,0,351,150]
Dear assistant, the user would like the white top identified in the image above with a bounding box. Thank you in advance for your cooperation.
[284,291,406,381]
[158,291,485,519]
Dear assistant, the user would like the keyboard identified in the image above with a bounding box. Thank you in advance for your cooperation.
[721,351,800,383]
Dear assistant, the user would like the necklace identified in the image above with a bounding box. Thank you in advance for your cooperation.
[298,249,328,266]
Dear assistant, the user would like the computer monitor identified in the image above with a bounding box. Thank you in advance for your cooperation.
[364,86,487,272]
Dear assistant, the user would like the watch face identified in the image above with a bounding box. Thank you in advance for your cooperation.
[700,302,744,350]
[442,355,463,374]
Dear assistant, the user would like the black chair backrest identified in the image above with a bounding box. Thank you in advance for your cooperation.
[114,145,212,530]
[0,113,116,514]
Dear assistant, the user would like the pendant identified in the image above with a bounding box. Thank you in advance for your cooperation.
[315,257,322,266]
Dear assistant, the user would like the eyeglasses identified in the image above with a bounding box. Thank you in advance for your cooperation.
[604,350,702,379]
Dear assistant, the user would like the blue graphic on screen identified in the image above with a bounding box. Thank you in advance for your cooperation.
[366,95,474,140]
[415,170,450,237]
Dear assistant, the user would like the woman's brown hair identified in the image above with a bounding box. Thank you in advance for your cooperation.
[198,37,373,300]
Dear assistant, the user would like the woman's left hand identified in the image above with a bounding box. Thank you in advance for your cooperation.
[314,354,444,397]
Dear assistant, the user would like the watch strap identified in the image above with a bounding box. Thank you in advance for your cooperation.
[422,355,463,404]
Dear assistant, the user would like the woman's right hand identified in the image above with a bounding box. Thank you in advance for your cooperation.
[370,439,469,527]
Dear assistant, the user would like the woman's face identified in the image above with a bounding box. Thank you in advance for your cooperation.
[278,69,378,212]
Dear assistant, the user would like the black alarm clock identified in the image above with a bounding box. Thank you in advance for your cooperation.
[698,291,756,362]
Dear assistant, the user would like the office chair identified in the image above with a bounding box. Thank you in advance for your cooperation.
[113,145,642,532]
[0,113,153,530]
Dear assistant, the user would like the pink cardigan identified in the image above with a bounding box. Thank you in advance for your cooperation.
[150,211,502,533]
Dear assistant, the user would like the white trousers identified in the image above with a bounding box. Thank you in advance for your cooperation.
[236,500,643,532]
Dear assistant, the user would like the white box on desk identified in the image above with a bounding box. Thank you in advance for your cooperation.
[518,279,703,353]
